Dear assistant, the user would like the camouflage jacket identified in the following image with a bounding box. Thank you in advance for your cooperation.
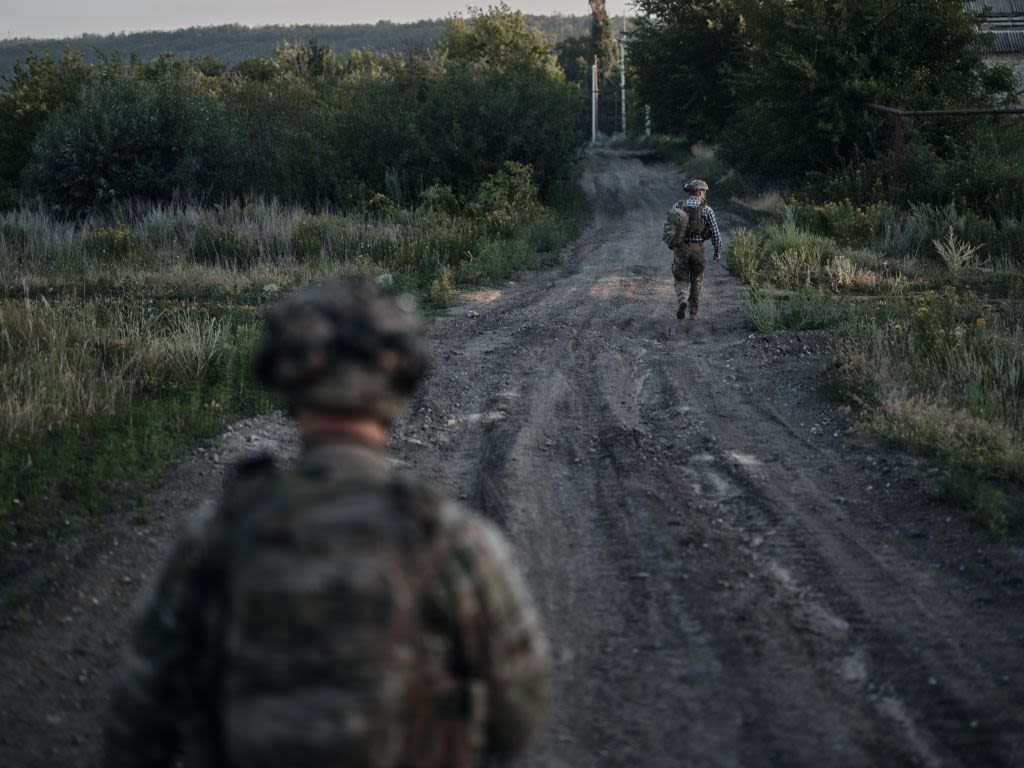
[102,443,550,767]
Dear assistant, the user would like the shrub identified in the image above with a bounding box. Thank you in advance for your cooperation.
[418,184,462,216]
[792,199,893,244]
[22,62,242,214]
[932,227,983,274]
[292,215,334,262]
[424,264,455,308]
[823,252,856,292]
[82,227,146,263]
[192,221,259,268]
[366,193,398,217]
[471,162,542,239]
[726,228,761,283]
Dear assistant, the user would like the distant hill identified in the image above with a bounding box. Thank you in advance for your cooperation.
[0,16,624,79]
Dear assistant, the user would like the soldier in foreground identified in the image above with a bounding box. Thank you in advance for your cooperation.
[662,179,722,319]
[102,279,550,767]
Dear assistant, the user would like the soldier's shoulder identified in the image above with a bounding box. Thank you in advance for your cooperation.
[391,470,467,532]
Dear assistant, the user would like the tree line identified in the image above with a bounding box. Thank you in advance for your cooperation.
[628,0,1024,216]
[0,16,610,80]
[0,6,588,215]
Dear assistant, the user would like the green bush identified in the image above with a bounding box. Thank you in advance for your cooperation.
[82,226,146,263]
[791,199,893,244]
[22,62,242,214]
[291,215,334,261]
[418,184,462,216]
[192,221,259,268]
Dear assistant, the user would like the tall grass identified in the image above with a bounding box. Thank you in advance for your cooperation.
[0,166,585,557]
[741,285,851,333]
[0,298,234,436]
[834,290,1024,531]
[736,201,1023,530]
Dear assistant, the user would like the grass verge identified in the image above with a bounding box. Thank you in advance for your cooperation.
[0,165,586,562]
[731,205,1023,532]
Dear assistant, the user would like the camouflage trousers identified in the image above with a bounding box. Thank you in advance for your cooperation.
[672,244,706,314]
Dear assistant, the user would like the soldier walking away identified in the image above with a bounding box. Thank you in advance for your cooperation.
[662,179,722,319]
[102,279,551,768]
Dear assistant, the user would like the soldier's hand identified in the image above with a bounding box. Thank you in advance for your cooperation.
[714,254,722,261]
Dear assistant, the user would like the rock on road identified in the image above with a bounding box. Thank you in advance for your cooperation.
[1,149,1022,768]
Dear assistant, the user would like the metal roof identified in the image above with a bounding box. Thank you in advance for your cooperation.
[965,1,1024,54]
[985,30,1024,53]
[965,1,1024,15]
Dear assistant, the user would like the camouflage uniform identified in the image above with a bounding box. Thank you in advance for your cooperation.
[663,180,722,319]
[102,280,550,768]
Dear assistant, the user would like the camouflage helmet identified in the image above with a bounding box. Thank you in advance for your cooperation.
[254,278,429,422]
[684,179,710,194]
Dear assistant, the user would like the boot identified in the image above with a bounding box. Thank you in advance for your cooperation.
[676,302,687,319]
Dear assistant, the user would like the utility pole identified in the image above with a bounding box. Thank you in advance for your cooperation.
[591,55,600,143]
[619,39,626,135]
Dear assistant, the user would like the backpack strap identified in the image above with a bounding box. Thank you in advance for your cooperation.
[187,452,279,765]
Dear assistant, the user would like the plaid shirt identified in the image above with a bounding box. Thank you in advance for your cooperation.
[678,197,722,259]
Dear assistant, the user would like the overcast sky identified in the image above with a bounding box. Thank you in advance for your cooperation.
[0,1,623,41]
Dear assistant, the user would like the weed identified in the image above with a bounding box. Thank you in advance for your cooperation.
[424,265,455,308]
[932,227,983,274]
[82,227,145,263]
[726,228,761,284]
[943,469,1009,535]
[742,285,849,333]
[823,252,856,292]
[791,199,892,244]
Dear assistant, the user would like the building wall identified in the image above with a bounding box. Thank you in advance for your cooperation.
[985,55,1024,93]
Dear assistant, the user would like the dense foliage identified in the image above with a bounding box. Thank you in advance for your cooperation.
[627,0,745,140]
[628,0,1019,192]
[1,5,586,215]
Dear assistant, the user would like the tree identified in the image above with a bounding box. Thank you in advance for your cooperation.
[0,50,89,205]
[444,3,561,78]
[720,0,1016,179]
[626,0,745,140]
[589,0,619,78]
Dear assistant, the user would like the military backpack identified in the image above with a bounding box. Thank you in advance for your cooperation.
[200,455,482,768]
[662,200,708,249]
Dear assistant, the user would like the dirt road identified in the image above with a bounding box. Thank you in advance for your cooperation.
[2,149,1023,767]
